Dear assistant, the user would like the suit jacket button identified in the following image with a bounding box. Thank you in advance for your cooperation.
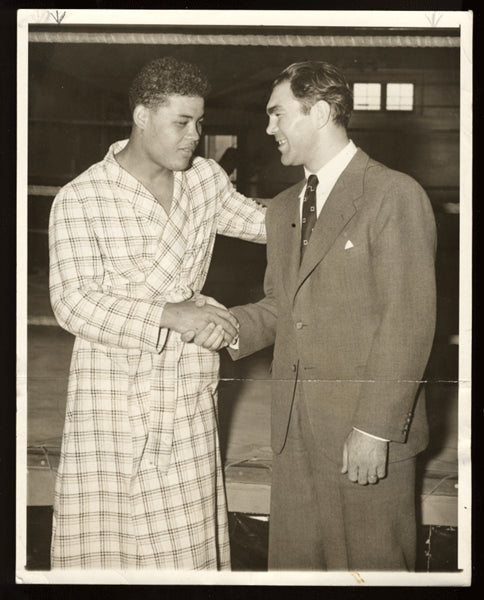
[295,322,303,329]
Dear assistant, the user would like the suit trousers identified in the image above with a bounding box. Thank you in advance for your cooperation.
[268,385,417,571]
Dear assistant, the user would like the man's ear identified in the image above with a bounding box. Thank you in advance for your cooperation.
[133,105,149,130]
[312,99,331,129]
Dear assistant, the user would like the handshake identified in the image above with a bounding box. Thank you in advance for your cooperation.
[163,295,239,352]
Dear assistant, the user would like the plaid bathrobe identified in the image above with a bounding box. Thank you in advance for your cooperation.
[48,140,266,569]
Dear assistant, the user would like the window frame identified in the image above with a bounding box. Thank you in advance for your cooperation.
[351,78,419,115]
[385,82,416,113]
[352,82,383,113]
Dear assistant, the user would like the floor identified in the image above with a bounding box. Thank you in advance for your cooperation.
[25,506,457,572]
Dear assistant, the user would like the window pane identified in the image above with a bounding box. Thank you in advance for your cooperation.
[386,83,414,111]
[353,83,381,110]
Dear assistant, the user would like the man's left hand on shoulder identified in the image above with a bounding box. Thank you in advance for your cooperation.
[342,429,389,485]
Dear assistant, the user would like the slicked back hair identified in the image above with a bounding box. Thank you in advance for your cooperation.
[128,56,211,113]
[272,61,353,129]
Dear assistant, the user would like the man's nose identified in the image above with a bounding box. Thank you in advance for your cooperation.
[188,123,201,141]
[266,117,277,136]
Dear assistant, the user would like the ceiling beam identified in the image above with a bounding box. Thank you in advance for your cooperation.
[29,31,460,48]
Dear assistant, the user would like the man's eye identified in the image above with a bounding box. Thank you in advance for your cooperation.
[177,121,188,126]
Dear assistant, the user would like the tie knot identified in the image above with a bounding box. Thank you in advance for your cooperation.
[307,174,318,192]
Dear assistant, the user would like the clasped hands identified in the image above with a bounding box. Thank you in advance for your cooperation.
[164,295,238,351]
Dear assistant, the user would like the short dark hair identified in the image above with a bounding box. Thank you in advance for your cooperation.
[272,61,353,128]
[128,57,211,112]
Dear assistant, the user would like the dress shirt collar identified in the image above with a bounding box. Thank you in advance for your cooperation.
[299,139,357,200]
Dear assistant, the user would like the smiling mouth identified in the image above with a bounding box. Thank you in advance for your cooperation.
[276,139,287,148]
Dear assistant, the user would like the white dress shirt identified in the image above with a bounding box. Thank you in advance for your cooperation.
[299,139,357,220]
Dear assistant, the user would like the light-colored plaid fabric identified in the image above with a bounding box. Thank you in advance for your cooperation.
[48,140,266,569]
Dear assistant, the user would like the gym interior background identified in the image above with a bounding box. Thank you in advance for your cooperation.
[25,23,461,572]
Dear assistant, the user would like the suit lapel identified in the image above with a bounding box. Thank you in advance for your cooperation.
[273,181,305,301]
[295,149,369,298]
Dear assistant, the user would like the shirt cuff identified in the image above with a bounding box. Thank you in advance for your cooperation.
[229,335,239,350]
[353,427,389,442]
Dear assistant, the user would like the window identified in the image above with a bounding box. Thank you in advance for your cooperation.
[353,82,415,112]
[353,83,381,111]
[386,83,414,111]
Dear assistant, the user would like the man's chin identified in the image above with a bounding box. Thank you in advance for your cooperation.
[177,156,194,171]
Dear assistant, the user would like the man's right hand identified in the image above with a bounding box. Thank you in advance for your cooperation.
[182,322,230,351]
[162,299,239,348]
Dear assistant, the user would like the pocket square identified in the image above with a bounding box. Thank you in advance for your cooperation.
[345,240,354,250]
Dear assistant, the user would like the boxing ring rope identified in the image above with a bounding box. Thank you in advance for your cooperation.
[29,31,460,48]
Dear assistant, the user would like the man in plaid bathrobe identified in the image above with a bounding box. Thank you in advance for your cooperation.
[48,57,266,569]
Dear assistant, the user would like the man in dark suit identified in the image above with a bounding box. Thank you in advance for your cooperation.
[188,61,436,571]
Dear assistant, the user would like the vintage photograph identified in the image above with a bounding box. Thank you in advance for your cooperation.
[17,9,472,585]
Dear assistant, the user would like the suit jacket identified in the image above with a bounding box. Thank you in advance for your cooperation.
[229,149,437,465]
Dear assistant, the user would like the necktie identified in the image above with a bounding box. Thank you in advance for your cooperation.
[300,174,319,262]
